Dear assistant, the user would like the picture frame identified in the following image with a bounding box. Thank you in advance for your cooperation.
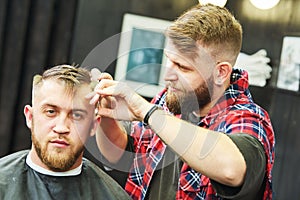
[114,13,172,98]
[277,35,300,92]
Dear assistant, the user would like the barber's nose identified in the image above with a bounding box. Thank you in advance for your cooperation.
[53,114,70,134]
[164,60,178,81]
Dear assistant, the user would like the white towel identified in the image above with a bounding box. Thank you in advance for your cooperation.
[234,49,272,87]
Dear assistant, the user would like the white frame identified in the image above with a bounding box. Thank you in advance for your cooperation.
[277,36,300,92]
[115,13,172,98]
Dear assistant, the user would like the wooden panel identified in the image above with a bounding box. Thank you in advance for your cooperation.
[0,0,8,156]
[0,0,31,155]
[12,0,79,153]
[46,0,79,65]
[0,0,79,156]
[11,0,56,153]
[0,0,8,63]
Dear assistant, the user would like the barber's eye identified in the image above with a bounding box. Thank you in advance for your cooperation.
[177,64,189,71]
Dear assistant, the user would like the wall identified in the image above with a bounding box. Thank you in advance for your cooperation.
[0,0,299,199]
[71,1,300,199]
[70,0,199,73]
[227,0,300,87]
[226,1,300,198]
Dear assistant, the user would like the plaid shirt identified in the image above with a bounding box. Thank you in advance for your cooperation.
[124,69,275,200]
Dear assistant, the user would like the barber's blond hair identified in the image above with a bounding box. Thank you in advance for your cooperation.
[166,4,242,65]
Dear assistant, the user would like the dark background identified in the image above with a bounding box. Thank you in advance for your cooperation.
[0,0,299,199]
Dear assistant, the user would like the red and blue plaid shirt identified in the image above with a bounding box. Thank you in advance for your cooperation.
[124,69,275,200]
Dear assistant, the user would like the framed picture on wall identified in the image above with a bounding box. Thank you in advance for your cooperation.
[277,35,300,92]
[114,13,172,98]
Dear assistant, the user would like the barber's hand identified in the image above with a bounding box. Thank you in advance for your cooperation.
[88,79,152,122]
[89,69,112,114]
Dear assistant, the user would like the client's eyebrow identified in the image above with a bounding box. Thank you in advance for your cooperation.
[41,103,88,114]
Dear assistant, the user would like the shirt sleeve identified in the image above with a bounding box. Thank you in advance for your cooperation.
[211,133,266,199]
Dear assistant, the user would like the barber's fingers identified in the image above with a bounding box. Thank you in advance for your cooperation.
[95,79,116,90]
[85,92,100,105]
[94,79,132,99]
[98,72,113,80]
[86,79,118,105]
[99,95,117,109]
[96,106,114,118]
[91,68,102,81]
[91,68,113,82]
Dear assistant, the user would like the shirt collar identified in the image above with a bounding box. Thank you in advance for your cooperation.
[200,69,250,124]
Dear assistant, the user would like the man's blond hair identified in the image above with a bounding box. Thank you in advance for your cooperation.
[165,4,242,65]
[32,64,93,103]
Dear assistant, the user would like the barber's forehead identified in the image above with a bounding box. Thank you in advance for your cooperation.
[165,39,215,63]
[164,42,191,63]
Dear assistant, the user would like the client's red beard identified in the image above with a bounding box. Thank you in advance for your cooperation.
[31,119,83,172]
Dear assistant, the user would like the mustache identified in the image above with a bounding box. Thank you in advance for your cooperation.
[165,82,184,91]
[49,136,70,144]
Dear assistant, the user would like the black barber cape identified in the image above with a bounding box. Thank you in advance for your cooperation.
[0,150,130,200]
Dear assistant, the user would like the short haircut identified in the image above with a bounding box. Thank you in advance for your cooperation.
[32,64,93,100]
[165,4,242,65]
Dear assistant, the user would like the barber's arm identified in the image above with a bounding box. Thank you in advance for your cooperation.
[147,108,246,187]
[96,117,128,163]
[91,79,246,187]
[88,71,128,164]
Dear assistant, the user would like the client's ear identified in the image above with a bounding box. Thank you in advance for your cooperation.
[24,105,33,129]
[90,115,101,137]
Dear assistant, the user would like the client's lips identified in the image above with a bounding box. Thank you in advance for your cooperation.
[50,139,69,147]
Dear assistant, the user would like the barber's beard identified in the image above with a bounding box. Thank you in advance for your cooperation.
[31,122,83,172]
[166,76,213,115]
